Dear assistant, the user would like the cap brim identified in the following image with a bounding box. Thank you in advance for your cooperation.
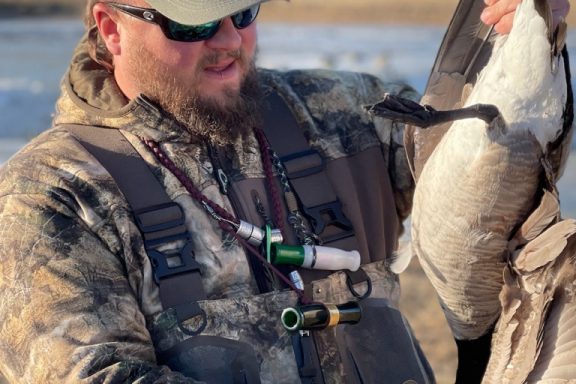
[145,0,274,25]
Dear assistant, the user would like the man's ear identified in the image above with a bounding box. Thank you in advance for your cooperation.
[92,3,122,55]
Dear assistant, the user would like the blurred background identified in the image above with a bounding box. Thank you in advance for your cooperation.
[1,1,575,383]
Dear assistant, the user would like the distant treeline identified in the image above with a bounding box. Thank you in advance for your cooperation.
[0,0,83,18]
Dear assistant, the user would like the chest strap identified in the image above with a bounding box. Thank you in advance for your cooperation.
[261,91,359,250]
[260,91,368,384]
[260,91,370,293]
[64,124,207,334]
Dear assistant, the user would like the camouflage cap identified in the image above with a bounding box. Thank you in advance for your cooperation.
[145,0,279,25]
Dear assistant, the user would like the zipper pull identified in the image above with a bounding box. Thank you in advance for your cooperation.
[216,168,229,195]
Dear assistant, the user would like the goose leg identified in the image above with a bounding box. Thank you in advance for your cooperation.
[367,93,500,128]
[454,326,494,384]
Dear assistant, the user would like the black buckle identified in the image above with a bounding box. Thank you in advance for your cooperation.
[148,241,201,284]
[303,200,354,242]
[133,202,199,284]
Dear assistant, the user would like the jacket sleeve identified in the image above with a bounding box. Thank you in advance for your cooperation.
[351,72,419,227]
[0,178,200,382]
[381,82,420,226]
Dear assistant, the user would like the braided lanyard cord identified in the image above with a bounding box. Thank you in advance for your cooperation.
[254,128,319,246]
[252,127,286,235]
[140,137,309,303]
[141,138,237,226]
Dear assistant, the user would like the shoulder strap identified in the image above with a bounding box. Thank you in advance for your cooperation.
[260,90,372,304]
[63,124,207,333]
[261,91,360,251]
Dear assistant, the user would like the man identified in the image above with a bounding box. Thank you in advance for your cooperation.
[0,0,569,383]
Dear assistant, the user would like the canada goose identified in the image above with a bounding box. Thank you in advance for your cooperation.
[369,0,573,382]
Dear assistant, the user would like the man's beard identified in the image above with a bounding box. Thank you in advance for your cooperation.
[126,43,263,146]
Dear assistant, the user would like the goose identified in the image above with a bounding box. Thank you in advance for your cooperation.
[369,0,573,381]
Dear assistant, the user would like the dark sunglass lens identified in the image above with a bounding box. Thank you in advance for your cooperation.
[167,20,219,41]
[232,5,260,29]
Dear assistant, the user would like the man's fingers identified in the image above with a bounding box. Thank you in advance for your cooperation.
[481,0,521,26]
[493,13,515,34]
[482,0,570,34]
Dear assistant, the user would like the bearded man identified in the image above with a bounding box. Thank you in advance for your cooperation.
[0,0,568,383]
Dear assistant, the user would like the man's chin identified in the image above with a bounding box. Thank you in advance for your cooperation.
[141,63,262,146]
[200,86,242,109]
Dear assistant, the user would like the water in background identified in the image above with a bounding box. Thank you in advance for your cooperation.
[0,18,575,217]
[0,19,443,138]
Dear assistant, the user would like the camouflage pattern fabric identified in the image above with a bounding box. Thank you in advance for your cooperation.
[0,34,418,383]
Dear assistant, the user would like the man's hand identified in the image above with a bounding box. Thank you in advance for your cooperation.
[481,0,570,34]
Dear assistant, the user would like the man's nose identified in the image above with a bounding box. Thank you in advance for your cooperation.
[205,17,242,50]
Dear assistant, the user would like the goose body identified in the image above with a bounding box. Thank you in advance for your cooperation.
[368,0,573,380]
[411,0,567,340]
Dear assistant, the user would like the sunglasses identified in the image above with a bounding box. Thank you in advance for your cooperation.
[107,3,260,42]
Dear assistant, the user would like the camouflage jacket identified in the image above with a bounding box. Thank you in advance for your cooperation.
[0,35,420,383]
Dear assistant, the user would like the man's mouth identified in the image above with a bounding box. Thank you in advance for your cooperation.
[205,60,239,80]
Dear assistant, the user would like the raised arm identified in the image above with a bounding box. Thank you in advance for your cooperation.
[481,0,570,33]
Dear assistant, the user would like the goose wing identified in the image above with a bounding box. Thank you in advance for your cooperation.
[482,218,576,383]
[405,0,495,181]
[539,0,575,183]
[547,46,574,184]
[407,0,573,183]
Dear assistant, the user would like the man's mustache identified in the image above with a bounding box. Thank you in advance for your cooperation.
[202,49,244,66]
